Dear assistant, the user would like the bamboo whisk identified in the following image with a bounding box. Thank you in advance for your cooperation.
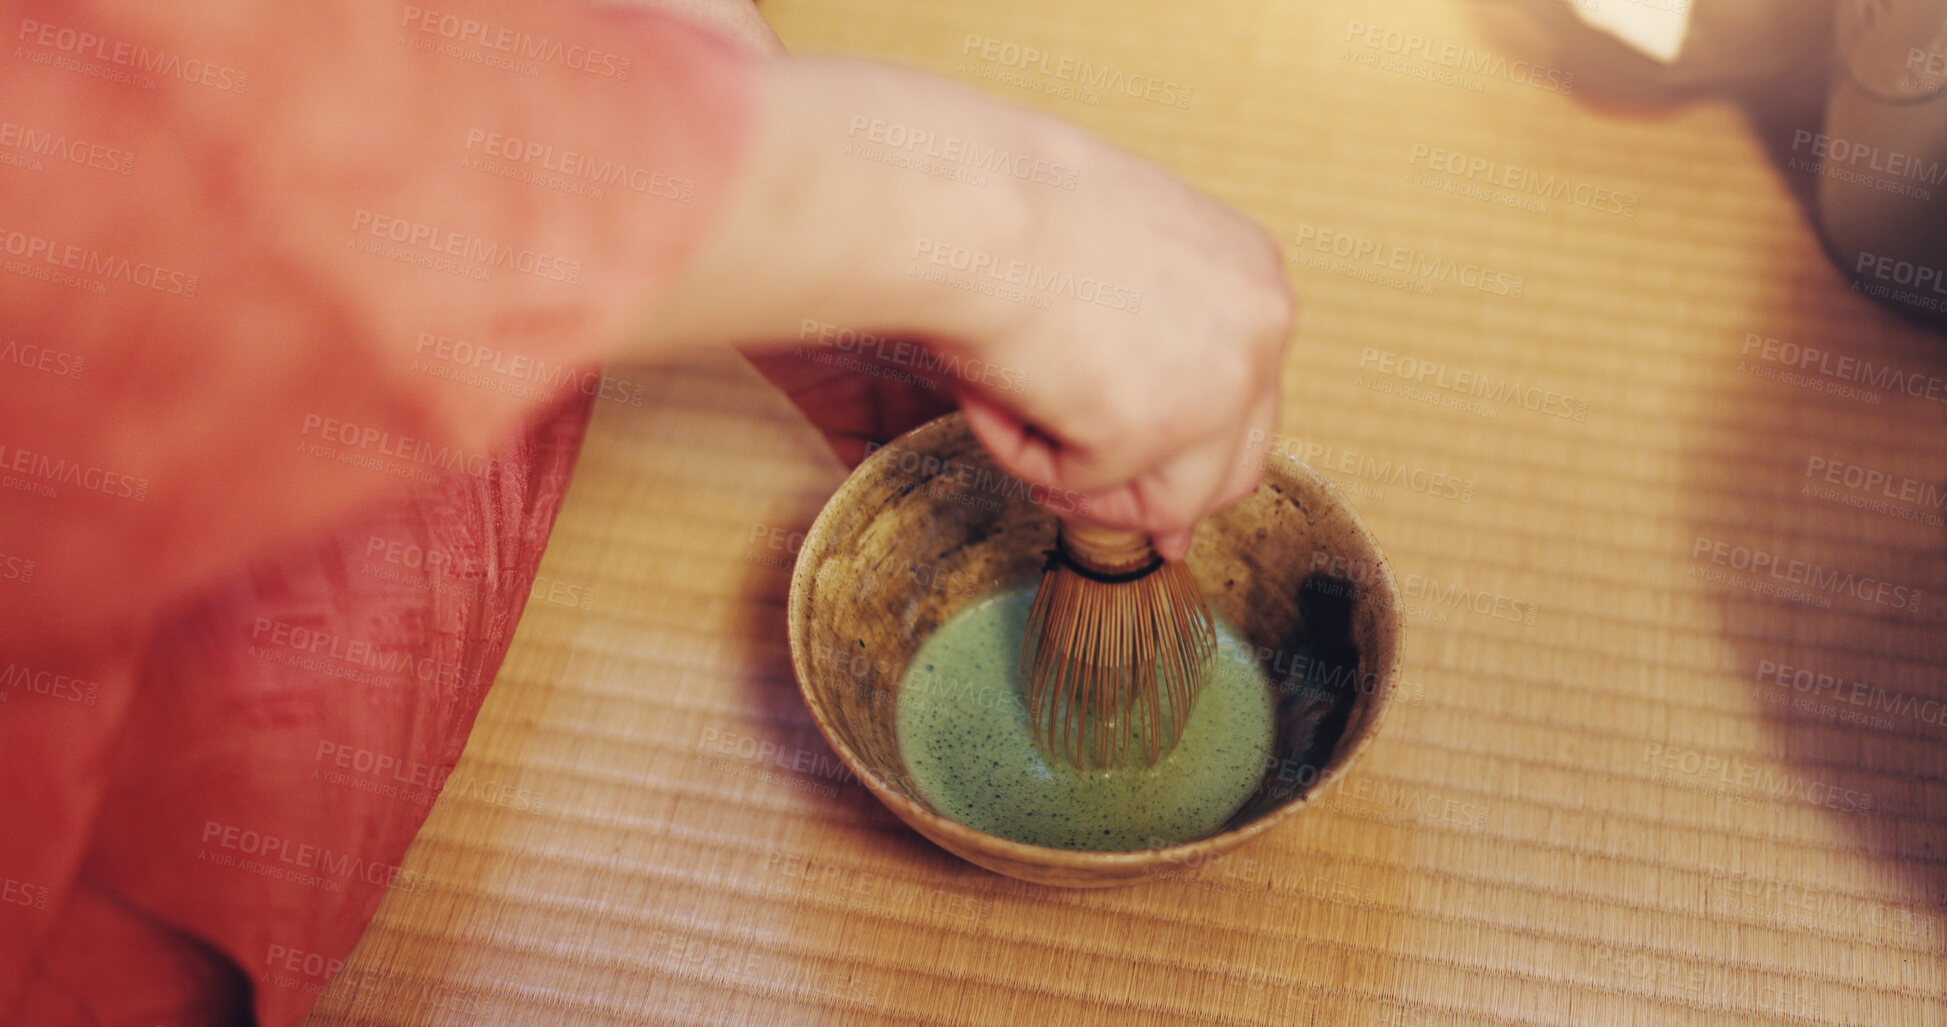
[1020,521,1217,771]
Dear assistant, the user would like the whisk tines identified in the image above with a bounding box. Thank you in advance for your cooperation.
[1020,522,1217,771]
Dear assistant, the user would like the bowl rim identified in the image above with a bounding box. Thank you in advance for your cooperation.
[786,413,1403,874]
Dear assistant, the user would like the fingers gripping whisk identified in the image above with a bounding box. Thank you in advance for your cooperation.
[1020,522,1218,771]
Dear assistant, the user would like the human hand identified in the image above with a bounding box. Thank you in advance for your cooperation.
[637,57,1293,560]
[934,132,1292,561]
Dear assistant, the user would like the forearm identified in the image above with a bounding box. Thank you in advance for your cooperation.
[634,56,1053,361]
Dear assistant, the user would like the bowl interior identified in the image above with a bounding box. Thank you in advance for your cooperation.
[788,415,1399,862]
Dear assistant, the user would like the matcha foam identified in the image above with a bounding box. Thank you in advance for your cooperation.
[897,581,1274,851]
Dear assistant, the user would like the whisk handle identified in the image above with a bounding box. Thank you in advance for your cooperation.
[1056,521,1158,579]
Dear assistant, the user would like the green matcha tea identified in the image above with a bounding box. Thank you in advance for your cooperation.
[896,581,1275,851]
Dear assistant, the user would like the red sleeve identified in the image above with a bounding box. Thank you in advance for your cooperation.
[0,2,754,1022]
[0,0,752,658]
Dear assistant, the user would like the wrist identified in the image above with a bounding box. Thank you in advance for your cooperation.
[635,57,1041,361]
[842,62,1050,354]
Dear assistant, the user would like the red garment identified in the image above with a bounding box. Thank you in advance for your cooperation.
[0,1,753,1022]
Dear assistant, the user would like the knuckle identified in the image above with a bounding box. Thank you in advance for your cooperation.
[1267,274,1297,335]
[1247,224,1296,321]
[1219,465,1264,508]
[1255,277,1296,348]
[1146,504,1200,541]
[1131,477,1198,538]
